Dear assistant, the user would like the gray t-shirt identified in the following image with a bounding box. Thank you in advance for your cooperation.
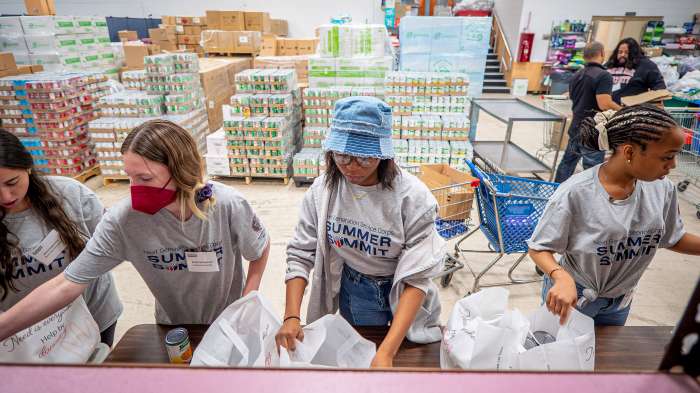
[528,165,685,298]
[2,176,122,332]
[289,170,438,293]
[64,181,269,324]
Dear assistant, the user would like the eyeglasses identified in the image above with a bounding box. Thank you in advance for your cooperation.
[332,152,378,168]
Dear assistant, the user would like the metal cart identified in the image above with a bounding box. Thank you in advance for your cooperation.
[443,159,560,294]
[400,164,478,287]
[469,98,566,180]
[667,108,700,219]
[537,96,572,162]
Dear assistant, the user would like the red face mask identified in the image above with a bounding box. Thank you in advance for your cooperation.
[130,178,177,215]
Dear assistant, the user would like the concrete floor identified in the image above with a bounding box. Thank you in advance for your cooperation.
[82,94,700,344]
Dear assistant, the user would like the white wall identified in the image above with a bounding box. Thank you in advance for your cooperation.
[493,0,525,57]
[518,0,700,62]
[0,0,384,37]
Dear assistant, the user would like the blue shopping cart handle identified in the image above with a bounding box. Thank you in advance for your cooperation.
[464,159,486,182]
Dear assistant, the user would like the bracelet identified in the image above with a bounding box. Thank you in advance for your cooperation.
[547,266,564,278]
[283,316,300,323]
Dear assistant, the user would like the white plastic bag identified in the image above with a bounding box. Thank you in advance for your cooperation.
[441,287,595,371]
[0,297,100,363]
[259,314,376,368]
[191,291,281,367]
[192,292,376,368]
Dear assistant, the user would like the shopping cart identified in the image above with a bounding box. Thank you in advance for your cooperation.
[537,95,571,162]
[667,108,700,219]
[444,158,559,294]
[400,163,479,287]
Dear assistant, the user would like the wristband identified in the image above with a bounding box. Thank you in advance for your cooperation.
[547,266,564,278]
[283,316,300,323]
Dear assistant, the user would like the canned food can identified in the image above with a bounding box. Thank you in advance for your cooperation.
[165,327,192,364]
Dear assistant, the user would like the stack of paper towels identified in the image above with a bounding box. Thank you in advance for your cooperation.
[317,24,388,58]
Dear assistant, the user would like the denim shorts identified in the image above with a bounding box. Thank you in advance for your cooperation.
[339,264,394,326]
[541,275,631,326]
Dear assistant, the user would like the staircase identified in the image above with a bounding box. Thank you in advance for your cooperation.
[483,48,510,94]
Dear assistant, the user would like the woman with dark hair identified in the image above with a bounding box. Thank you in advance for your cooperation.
[605,37,666,104]
[528,104,700,326]
[276,97,444,367]
[0,120,270,345]
[0,129,122,346]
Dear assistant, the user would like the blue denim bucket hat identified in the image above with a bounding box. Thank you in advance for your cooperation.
[323,96,394,159]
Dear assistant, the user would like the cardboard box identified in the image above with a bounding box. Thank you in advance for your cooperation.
[149,28,176,43]
[244,12,271,32]
[118,30,138,42]
[158,41,178,51]
[202,30,261,54]
[123,43,160,68]
[175,16,206,26]
[0,52,17,71]
[418,164,476,220]
[17,64,33,74]
[261,34,277,56]
[177,34,200,45]
[184,26,203,35]
[277,38,318,56]
[206,10,246,31]
[254,55,310,83]
[30,64,44,73]
[270,19,288,37]
[161,16,176,25]
[206,94,231,133]
[25,0,55,16]
[621,89,672,106]
[199,57,236,99]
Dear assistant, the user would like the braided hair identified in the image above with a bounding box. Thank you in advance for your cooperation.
[580,104,679,152]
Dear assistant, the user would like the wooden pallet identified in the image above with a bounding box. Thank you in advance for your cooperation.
[72,165,101,183]
[103,176,129,186]
[213,174,290,185]
[205,52,259,58]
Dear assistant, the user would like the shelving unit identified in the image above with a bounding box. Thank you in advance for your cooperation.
[544,24,590,72]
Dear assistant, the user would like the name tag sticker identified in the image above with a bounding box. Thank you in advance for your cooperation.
[186,252,219,272]
[31,229,65,266]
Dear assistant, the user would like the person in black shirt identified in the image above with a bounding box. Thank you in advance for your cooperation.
[554,42,621,183]
[606,37,666,104]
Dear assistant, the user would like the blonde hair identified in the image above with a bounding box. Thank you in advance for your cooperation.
[121,120,215,220]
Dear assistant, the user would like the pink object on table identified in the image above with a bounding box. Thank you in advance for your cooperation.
[2,364,699,393]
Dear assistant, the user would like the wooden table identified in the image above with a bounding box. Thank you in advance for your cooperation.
[105,324,673,372]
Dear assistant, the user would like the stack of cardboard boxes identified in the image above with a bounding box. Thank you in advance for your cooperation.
[122,42,161,70]
[0,52,44,77]
[201,10,287,55]
[198,56,252,131]
[148,26,177,51]
[160,15,207,56]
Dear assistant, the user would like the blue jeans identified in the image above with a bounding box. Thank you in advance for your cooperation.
[554,136,605,183]
[339,264,393,326]
[541,275,631,326]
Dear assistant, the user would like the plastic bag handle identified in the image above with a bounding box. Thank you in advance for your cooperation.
[218,320,250,366]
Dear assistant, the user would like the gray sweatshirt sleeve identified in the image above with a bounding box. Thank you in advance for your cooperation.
[527,197,573,253]
[64,207,126,284]
[660,181,686,248]
[401,197,439,294]
[285,188,318,282]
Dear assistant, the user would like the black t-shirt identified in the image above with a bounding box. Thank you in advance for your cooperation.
[568,62,613,133]
[607,57,666,103]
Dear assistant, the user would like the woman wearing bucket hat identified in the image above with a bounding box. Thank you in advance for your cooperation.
[276,97,445,367]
